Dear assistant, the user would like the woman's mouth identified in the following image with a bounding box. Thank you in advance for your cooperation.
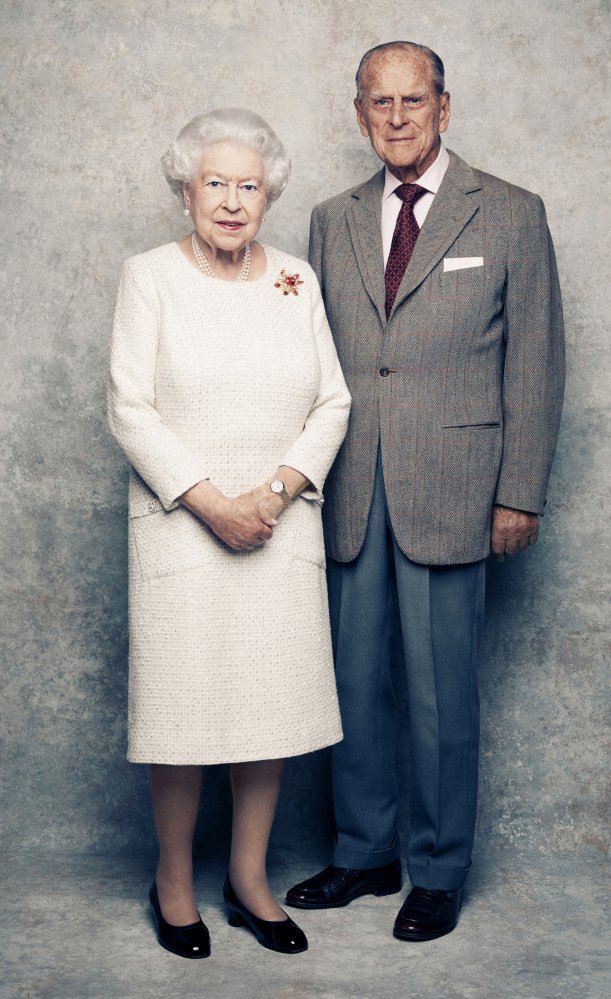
[215,221,245,230]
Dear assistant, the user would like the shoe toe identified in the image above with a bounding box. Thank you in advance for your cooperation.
[393,887,461,941]
[171,923,211,957]
[394,917,422,938]
[149,882,211,959]
[271,919,308,953]
[286,886,323,905]
[285,874,329,906]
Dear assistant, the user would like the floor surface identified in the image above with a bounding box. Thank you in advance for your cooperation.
[1,848,608,999]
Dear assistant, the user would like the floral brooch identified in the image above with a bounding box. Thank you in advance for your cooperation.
[275,269,304,296]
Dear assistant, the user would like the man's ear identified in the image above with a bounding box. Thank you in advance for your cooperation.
[354,98,369,138]
[439,91,451,134]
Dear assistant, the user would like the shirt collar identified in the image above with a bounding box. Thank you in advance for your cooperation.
[382,142,450,202]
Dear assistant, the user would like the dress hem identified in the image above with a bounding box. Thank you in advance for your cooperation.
[126,732,343,766]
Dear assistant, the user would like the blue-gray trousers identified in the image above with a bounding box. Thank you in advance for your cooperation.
[328,452,485,891]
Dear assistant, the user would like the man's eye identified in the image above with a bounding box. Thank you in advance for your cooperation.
[373,99,390,106]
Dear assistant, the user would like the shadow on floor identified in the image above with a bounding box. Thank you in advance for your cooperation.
[1,847,608,999]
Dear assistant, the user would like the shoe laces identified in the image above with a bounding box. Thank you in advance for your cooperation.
[408,887,449,916]
[332,867,366,886]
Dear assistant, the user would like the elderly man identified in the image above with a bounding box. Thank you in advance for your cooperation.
[286,41,564,940]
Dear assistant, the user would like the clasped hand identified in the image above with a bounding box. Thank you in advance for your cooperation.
[190,482,285,552]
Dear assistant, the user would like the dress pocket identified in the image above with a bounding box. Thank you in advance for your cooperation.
[289,496,326,567]
[130,504,214,582]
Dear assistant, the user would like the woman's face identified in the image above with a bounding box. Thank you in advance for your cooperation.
[184,141,267,253]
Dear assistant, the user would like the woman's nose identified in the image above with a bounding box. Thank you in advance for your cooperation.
[224,185,241,211]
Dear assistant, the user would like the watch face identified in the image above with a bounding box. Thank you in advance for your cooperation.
[270,480,284,494]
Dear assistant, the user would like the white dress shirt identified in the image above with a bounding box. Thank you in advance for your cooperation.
[382,143,450,266]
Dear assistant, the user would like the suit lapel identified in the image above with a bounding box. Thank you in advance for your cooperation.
[346,169,387,326]
[389,151,482,318]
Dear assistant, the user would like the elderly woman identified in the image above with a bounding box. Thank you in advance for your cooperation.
[107,108,350,958]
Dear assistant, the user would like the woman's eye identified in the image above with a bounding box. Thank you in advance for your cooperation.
[242,184,257,192]
[207,180,223,189]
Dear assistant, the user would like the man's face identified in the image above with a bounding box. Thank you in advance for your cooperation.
[355,49,450,182]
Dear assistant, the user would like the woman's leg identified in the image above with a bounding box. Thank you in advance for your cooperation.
[150,764,203,925]
[229,758,286,920]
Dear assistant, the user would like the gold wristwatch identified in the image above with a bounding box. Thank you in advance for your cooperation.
[270,479,292,509]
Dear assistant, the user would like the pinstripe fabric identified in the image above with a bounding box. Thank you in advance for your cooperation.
[310,151,565,565]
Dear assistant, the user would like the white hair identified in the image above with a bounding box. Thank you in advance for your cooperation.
[355,41,446,103]
[161,108,291,204]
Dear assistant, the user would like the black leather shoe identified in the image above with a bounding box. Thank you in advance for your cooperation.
[393,887,462,941]
[285,857,402,909]
[149,882,211,958]
[223,877,307,954]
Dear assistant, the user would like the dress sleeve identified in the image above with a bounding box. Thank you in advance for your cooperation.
[107,256,207,510]
[280,267,351,502]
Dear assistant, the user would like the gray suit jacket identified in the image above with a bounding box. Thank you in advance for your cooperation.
[310,150,565,565]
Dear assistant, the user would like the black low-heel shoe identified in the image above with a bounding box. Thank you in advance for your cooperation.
[223,877,307,954]
[149,882,211,958]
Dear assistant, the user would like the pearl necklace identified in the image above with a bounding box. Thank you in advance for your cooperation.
[191,232,251,282]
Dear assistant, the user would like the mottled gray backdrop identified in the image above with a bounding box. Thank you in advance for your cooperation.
[1,0,608,875]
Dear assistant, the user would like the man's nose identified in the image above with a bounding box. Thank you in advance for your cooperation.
[390,104,408,128]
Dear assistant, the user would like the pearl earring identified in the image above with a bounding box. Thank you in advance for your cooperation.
[184,207,190,216]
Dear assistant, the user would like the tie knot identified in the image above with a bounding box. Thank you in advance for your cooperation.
[395,183,427,208]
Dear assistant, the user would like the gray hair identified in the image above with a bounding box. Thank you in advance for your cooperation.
[355,41,445,103]
[161,108,291,204]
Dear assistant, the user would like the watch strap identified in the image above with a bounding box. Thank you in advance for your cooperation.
[269,479,292,508]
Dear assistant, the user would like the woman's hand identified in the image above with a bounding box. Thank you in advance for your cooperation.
[180,466,311,552]
[180,481,276,551]
[217,491,279,550]
[247,483,286,523]
[234,467,312,528]
[241,467,311,524]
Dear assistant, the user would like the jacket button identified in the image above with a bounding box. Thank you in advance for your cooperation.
[379,367,390,377]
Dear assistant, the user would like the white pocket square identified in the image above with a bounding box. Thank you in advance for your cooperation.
[443,256,484,272]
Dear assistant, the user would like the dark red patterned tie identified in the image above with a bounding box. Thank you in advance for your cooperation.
[385,183,427,318]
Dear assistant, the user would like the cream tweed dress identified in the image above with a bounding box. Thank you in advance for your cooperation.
[108,242,351,764]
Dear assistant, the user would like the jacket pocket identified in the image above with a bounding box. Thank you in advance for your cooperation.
[442,421,501,429]
[440,424,503,555]
[130,504,214,583]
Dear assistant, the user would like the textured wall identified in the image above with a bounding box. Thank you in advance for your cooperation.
[1,0,608,867]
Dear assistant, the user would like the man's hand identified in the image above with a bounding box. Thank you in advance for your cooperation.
[491,505,539,561]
